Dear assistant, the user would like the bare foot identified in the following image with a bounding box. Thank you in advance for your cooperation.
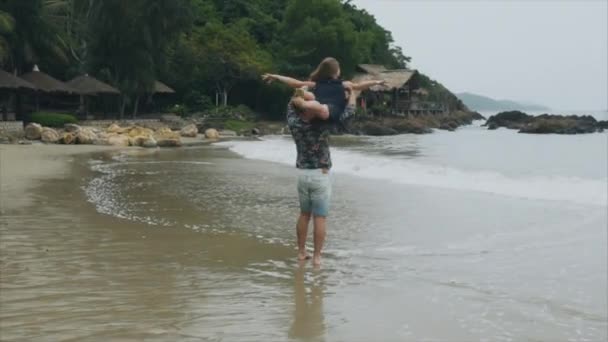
[298,253,311,261]
[312,255,321,266]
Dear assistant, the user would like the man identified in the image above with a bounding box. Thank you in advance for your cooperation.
[286,86,360,266]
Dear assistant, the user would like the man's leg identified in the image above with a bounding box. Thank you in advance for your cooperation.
[312,216,326,266]
[297,212,311,260]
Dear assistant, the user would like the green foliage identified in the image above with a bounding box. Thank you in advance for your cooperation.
[1,0,438,121]
[224,119,254,132]
[30,112,77,127]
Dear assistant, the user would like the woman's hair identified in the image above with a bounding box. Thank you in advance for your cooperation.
[309,57,340,82]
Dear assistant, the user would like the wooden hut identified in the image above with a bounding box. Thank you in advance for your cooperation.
[353,64,445,116]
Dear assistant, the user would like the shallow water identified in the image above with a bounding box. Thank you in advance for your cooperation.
[1,126,606,341]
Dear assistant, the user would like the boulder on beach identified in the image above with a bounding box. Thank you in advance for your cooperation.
[180,124,198,137]
[25,123,43,140]
[205,128,220,140]
[155,127,182,147]
[61,132,76,145]
[107,134,130,147]
[76,128,97,144]
[41,127,60,143]
[64,123,82,133]
[128,126,154,138]
[142,137,158,148]
[128,136,147,147]
[107,123,126,134]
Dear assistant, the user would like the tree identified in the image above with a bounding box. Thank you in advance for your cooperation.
[195,21,272,106]
[0,0,67,73]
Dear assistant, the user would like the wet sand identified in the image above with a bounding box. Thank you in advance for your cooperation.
[0,145,123,212]
[1,143,605,341]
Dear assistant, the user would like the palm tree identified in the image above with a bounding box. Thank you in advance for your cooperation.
[0,10,15,65]
[0,0,68,73]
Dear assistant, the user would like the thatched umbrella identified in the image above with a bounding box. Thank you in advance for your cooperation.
[153,81,175,94]
[67,74,120,95]
[21,65,75,94]
[0,69,36,91]
[0,69,37,121]
[21,65,77,111]
[67,74,120,118]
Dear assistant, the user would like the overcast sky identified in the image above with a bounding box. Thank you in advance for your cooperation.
[351,0,607,110]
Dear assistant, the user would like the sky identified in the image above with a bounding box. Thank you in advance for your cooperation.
[351,0,608,110]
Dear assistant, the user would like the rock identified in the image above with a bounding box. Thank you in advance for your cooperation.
[64,123,82,133]
[128,126,154,138]
[142,137,158,148]
[219,129,237,137]
[155,127,182,147]
[392,119,433,134]
[597,120,608,129]
[40,127,60,143]
[205,128,220,139]
[471,112,486,121]
[251,128,260,135]
[24,123,43,140]
[160,114,186,130]
[107,134,130,147]
[485,111,532,130]
[487,122,499,130]
[180,124,198,137]
[128,136,147,147]
[156,138,182,147]
[76,128,97,144]
[92,132,110,145]
[518,114,599,134]
[107,123,126,134]
[359,122,398,136]
[61,132,76,144]
[155,127,175,136]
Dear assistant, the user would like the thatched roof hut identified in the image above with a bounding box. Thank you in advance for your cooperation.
[356,64,388,75]
[353,65,419,92]
[0,69,36,91]
[67,74,120,95]
[153,81,175,94]
[21,66,76,94]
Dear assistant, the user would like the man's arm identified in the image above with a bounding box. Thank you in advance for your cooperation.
[291,97,329,121]
[262,74,316,89]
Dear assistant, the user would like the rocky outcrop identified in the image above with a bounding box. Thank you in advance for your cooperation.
[25,123,43,140]
[77,128,97,144]
[485,111,605,134]
[160,114,187,130]
[107,134,130,147]
[205,128,220,140]
[154,127,182,147]
[61,132,76,144]
[180,124,198,137]
[142,137,158,148]
[41,128,60,143]
[64,123,82,133]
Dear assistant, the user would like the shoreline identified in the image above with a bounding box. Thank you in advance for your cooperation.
[0,144,122,213]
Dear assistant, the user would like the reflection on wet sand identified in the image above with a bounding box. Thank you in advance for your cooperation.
[289,263,326,341]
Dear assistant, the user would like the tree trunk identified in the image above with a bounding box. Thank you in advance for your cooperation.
[119,95,127,120]
[132,95,140,119]
[222,90,228,106]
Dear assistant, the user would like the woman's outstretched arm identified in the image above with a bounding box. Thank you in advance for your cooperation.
[345,79,387,91]
[262,74,316,89]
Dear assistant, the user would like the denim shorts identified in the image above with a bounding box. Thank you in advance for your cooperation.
[297,169,332,217]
